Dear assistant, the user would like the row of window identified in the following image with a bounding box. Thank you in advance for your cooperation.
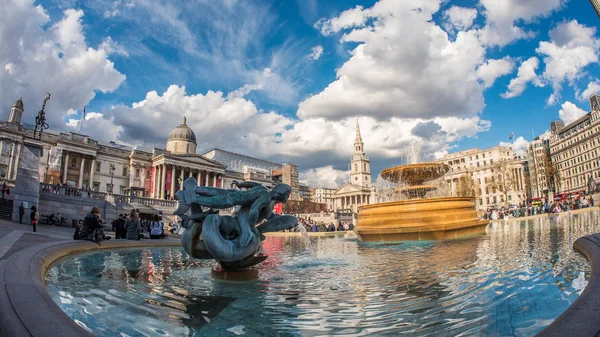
[67,158,144,178]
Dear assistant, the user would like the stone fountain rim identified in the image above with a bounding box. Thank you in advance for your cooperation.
[359,196,477,210]
[380,163,451,182]
[0,239,180,337]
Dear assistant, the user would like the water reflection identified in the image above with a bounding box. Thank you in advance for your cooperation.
[46,210,600,337]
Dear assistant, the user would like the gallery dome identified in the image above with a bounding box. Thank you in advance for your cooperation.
[168,116,196,144]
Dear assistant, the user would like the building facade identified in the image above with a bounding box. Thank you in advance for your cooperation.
[2,98,298,201]
[310,187,336,211]
[436,146,528,210]
[332,118,375,212]
[548,95,600,194]
[526,134,553,198]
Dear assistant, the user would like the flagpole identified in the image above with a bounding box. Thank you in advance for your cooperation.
[78,106,86,133]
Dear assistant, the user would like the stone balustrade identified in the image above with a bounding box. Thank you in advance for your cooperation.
[112,194,177,209]
[40,183,107,200]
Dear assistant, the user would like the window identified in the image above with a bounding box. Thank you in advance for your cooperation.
[0,166,6,178]
[106,183,113,193]
[2,144,10,155]
[70,157,77,168]
[95,162,101,172]
[122,167,127,176]
[355,177,358,181]
[136,169,140,178]
[364,163,367,171]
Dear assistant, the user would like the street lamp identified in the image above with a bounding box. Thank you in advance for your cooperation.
[33,93,51,139]
[109,164,115,194]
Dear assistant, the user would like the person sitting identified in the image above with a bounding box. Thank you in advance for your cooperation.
[125,209,143,240]
[150,214,164,239]
[74,206,111,242]
[48,213,56,225]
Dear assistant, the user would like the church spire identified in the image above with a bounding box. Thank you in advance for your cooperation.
[354,117,364,154]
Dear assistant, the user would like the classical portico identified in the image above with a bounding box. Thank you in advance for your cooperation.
[332,183,373,213]
[55,135,99,188]
[151,118,226,199]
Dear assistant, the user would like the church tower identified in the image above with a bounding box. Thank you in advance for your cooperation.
[8,97,24,125]
[350,118,371,187]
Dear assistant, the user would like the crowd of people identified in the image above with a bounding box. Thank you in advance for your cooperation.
[482,196,595,220]
[293,218,354,232]
[71,207,173,243]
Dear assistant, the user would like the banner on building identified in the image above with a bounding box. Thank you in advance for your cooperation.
[149,167,155,194]
[166,170,172,193]
[48,147,63,171]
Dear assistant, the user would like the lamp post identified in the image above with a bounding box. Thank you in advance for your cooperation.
[33,93,51,139]
[109,164,115,194]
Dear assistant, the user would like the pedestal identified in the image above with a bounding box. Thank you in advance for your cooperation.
[11,140,43,223]
[211,265,259,281]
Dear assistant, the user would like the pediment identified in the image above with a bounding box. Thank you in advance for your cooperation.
[335,183,362,195]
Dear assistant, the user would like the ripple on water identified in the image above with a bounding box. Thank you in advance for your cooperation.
[44,212,600,336]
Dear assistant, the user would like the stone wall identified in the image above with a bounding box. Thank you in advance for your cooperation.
[38,190,178,226]
[38,192,108,226]
[12,142,42,223]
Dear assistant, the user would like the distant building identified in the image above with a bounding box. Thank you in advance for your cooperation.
[332,118,375,212]
[548,95,600,194]
[436,146,528,210]
[526,134,553,198]
[310,187,336,211]
[298,183,310,201]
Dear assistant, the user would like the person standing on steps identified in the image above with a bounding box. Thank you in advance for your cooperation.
[18,202,24,224]
[30,206,39,234]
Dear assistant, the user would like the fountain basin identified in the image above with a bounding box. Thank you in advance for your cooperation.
[357,197,489,242]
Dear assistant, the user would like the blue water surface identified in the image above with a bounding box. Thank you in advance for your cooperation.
[45,210,600,337]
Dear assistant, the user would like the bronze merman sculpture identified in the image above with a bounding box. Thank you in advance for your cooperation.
[174,177,298,271]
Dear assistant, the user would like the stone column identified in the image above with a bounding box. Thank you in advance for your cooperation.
[0,139,3,162]
[63,151,69,184]
[169,166,176,199]
[78,157,85,188]
[90,159,95,189]
[213,173,218,187]
[160,164,166,199]
[152,166,158,198]
[11,143,22,180]
[179,167,185,190]
[189,170,193,178]
[7,143,14,180]
[197,171,201,186]
[129,163,135,188]
[204,171,210,186]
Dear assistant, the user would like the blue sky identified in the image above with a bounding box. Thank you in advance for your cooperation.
[2,0,600,187]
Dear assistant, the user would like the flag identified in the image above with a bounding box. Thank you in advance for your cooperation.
[509,133,514,140]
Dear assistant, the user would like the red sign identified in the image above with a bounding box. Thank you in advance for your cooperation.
[273,202,283,215]
[166,170,172,192]
[216,177,221,188]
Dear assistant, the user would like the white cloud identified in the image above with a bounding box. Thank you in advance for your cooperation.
[537,20,600,105]
[578,80,600,101]
[310,45,324,60]
[301,0,487,121]
[443,6,478,31]
[502,57,541,98]
[300,166,349,189]
[499,136,529,157]
[0,1,126,128]
[477,57,515,88]
[478,0,566,47]
[558,101,588,125]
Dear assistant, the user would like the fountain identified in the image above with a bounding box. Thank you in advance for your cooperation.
[356,162,489,242]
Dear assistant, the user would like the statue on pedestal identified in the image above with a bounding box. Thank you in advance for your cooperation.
[174,177,298,270]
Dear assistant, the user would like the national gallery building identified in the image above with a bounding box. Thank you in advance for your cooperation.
[1,98,296,200]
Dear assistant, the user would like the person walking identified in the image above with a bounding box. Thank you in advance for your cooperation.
[18,202,24,224]
[125,209,143,240]
[30,206,39,234]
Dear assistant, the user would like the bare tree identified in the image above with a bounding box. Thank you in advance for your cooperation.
[456,175,480,198]
[487,159,517,207]
[541,155,558,193]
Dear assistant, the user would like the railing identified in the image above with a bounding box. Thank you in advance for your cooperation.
[40,183,107,200]
[112,194,177,208]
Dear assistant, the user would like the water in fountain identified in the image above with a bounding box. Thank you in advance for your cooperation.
[295,223,313,251]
